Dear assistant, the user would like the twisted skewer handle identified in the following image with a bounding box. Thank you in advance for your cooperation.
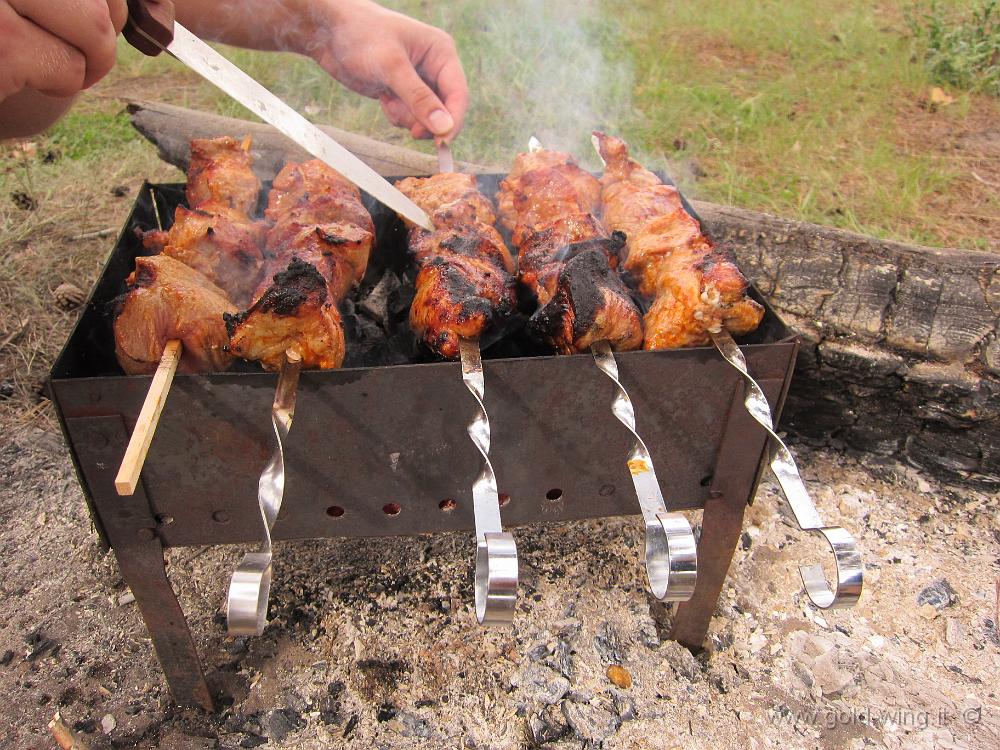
[227,350,302,634]
[710,330,862,609]
[459,338,518,625]
[591,341,697,601]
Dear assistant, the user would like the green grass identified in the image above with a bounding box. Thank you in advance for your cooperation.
[909,0,1000,95]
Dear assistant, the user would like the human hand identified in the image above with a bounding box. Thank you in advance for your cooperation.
[307,0,468,141]
[0,0,128,101]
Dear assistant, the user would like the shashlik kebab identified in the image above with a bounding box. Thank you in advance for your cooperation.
[140,136,265,307]
[496,143,643,354]
[394,158,520,626]
[394,172,516,359]
[592,132,763,349]
[226,160,375,370]
[115,136,263,375]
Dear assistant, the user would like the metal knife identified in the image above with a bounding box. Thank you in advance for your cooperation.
[123,1,433,230]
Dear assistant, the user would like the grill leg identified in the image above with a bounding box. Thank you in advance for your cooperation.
[670,493,746,648]
[66,415,213,711]
[113,540,214,711]
[670,378,778,649]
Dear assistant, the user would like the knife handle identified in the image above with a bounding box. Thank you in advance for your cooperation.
[124,0,175,56]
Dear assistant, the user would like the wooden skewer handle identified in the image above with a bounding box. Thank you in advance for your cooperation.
[115,339,182,496]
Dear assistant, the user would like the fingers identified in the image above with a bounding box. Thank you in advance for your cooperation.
[9,0,121,89]
[424,44,468,139]
[0,4,87,99]
[382,50,455,140]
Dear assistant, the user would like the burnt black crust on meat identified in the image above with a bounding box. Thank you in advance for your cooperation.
[528,248,638,344]
[224,258,327,334]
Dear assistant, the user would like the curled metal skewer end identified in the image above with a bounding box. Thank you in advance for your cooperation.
[709,330,863,610]
[591,340,697,603]
[645,512,698,602]
[799,526,864,609]
[226,552,272,635]
[226,349,302,636]
[460,337,519,626]
[475,532,519,625]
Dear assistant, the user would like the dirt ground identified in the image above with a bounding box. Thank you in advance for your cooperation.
[1,424,997,749]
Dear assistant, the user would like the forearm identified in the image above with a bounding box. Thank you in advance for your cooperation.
[172,0,332,58]
[0,90,75,140]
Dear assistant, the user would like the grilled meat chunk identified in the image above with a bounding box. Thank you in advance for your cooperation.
[531,248,643,354]
[594,131,763,348]
[499,147,642,353]
[227,159,374,369]
[114,255,236,375]
[142,202,265,306]
[186,136,261,215]
[226,259,346,371]
[395,173,517,359]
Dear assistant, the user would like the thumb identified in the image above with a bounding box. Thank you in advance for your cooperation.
[383,57,454,138]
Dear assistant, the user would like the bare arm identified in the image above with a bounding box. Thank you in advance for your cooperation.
[173,0,468,141]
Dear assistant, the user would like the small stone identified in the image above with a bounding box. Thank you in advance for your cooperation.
[267,708,303,742]
[918,603,939,620]
[738,710,754,722]
[868,635,886,649]
[917,579,957,610]
[562,699,620,742]
[812,652,854,697]
[606,665,632,689]
[748,632,768,653]
[944,618,964,646]
[740,531,753,551]
[0,380,14,401]
[101,714,116,734]
[527,704,570,745]
[510,663,569,705]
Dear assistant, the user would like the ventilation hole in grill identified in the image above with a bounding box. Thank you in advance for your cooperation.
[382,502,401,516]
[326,505,345,518]
[700,474,713,487]
[545,488,563,501]
[499,493,511,507]
[439,498,457,512]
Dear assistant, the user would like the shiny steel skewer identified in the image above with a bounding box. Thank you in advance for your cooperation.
[459,338,518,625]
[226,349,303,635]
[710,330,862,609]
[591,341,698,601]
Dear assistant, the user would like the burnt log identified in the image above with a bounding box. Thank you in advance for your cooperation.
[128,101,1000,487]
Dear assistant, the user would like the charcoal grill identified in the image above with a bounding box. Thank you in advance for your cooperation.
[48,176,798,710]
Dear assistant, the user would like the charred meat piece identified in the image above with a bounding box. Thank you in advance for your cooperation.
[114,255,236,375]
[531,249,643,354]
[227,159,374,369]
[594,131,763,348]
[499,147,642,353]
[226,259,345,371]
[141,202,265,306]
[186,136,261,215]
[395,173,516,359]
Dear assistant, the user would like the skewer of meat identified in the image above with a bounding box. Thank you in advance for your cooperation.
[500,138,696,603]
[115,137,263,495]
[225,160,374,370]
[593,132,861,609]
[592,132,763,349]
[392,144,519,626]
[497,138,642,353]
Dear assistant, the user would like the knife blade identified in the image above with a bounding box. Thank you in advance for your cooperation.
[130,20,433,230]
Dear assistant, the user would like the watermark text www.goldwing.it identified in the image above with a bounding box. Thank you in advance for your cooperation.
[773,705,983,731]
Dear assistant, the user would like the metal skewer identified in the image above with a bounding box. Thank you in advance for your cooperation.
[227,348,302,634]
[710,329,862,609]
[439,142,518,625]
[591,342,698,600]
[527,137,697,601]
[459,338,518,625]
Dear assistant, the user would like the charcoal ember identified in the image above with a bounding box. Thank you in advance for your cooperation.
[357,271,402,329]
[527,704,570,744]
[0,380,14,401]
[917,579,957,610]
[510,663,570,705]
[266,708,303,742]
[593,622,626,664]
